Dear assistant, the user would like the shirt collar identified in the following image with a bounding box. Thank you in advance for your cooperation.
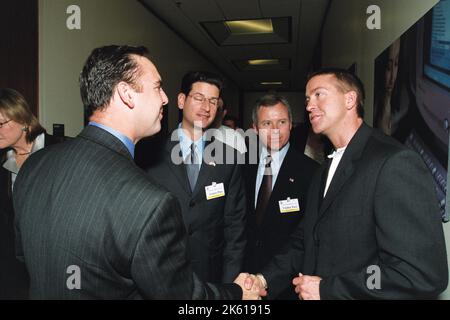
[88,122,135,158]
[3,132,46,174]
[177,123,204,158]
[327,146,347,159]
[260,142,290,167]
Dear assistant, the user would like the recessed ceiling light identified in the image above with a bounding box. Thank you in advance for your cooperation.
[224,19,274,35]
[260,81,283,85]
[248,59,279,66]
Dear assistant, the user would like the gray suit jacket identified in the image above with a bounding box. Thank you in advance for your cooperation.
[263,123,448,299]
[146,134,246,283]
[13,125,241,299]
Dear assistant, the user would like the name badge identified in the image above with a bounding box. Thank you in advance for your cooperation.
[205,182,225,200]
[278,197,300,213]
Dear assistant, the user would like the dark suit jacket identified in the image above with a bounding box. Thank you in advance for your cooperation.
[289,123,309,154]
[146,133,246,283]
[243,146,318,273]
[244,145,318,299]
[262,123,448,299]
[13,126,241,299]
[0,133,60,299]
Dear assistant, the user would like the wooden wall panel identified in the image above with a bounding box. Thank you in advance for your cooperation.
[0,0,38,116]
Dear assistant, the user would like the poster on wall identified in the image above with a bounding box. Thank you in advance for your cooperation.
[373,0,450,222]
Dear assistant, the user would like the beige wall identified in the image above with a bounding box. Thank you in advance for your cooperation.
[322,0,439,125]
[243,91,305,129]
[322,0,450,299]
[38,0,239,137]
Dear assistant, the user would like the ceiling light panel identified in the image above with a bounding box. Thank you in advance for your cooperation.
[248,59,279,65]
[224,19,274,35]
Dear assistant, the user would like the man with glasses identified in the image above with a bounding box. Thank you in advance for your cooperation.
[146,71,247,284]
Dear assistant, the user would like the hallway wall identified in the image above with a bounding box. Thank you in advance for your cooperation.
[38,0,239,137]
[321,0,438,125]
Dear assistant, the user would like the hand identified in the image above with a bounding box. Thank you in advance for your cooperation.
[292,273,322,300]
[234,273,267,300]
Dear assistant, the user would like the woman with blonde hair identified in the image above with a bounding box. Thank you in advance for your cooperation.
[0,88,62,299]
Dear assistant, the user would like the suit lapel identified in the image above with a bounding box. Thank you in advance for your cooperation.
[164,138,192,195]
[246,163,258,212]
[191,138,220,196]
[268,147,295,208]
[318,159,355,217]
[316,123,372,220]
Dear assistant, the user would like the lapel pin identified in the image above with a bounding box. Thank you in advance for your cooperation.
[289,178,294,182]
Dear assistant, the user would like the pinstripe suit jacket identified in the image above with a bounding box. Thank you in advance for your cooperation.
[13,125,241,299]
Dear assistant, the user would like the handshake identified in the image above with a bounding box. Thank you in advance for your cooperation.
[233,273,267,300]
[233,272,322,300]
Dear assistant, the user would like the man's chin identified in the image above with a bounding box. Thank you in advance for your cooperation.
[267,142,285,151]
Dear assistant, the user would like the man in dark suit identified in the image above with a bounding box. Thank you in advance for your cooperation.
[245,68,448,299]
[243,94,318,299]
[13,45,263,299]
[146,71,246,284]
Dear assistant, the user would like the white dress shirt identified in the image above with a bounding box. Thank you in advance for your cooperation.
[3,132,45,191]
[323,146,347,197]
[177,124,204,170]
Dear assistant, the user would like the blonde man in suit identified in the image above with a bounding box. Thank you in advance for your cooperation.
[240,68,447,299]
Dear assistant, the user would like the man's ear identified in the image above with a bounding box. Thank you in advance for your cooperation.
[252,123,259,135]
[117,82,135,109]
[177,93,186,110]
[345,91,357,111]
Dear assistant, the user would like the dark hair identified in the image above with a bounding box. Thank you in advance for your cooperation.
[223,114,238,124]
[79,45,150,118]
[307,68,365,118]
[180,71,223,95]
[0,88,45,143]
[252,94,292,124]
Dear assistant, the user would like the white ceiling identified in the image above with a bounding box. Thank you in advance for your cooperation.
[140,0,330,92]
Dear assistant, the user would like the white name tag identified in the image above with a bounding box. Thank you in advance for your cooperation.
[205,182,225,200]
[278,197,300,213]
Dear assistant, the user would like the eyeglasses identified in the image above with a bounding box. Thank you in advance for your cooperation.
[188,93,219,107]
[0,119,12,128]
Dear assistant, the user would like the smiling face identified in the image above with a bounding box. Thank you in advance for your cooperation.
[305,74,350,137]
[178,81,220,133]
[253,102,292,151]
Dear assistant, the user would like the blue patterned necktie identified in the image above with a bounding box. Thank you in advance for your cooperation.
[186,143,199,191]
